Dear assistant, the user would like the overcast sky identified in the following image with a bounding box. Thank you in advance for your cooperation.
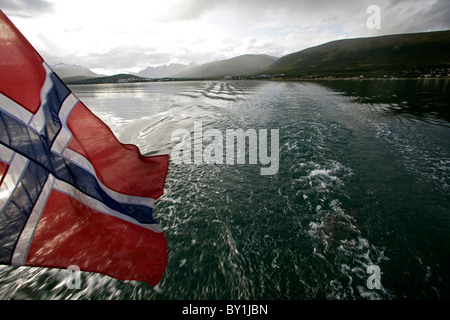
[2,0,449,75]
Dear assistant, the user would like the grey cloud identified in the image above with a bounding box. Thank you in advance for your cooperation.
[173,0,449,32]
[0,0,54,18]
[372,0,450,35]
[160,0,223,21]
[422,0,450,30]
[160,0,349,23]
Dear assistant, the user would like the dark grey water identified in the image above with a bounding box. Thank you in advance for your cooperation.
[1,79,449,299]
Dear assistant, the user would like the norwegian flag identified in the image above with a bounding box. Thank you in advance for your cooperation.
[0,10,169,286]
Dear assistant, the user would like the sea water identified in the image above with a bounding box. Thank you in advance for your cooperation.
[1,79,449,299]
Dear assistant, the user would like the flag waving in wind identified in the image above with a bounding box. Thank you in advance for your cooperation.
[0,10,169,286]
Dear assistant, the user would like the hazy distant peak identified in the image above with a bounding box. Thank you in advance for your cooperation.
[52,62,86,69]
[51,63,99,80]
[137,63,198,78]
[172,54,278,78]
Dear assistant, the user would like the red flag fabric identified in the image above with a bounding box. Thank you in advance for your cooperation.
[0,10,169,286]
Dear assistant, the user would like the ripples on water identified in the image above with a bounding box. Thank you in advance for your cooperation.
[1,79,449,299]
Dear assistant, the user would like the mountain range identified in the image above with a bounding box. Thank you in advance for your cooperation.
[59,29,450,84]
[136,62,199,78]
[172,54,277,78]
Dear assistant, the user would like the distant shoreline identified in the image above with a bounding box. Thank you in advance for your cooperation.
[66,76,450,85]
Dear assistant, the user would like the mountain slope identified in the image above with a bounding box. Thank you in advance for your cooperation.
[52,63,99,81]
[265,30,450,77]
[173,54,278,78]
[137,63,198,78]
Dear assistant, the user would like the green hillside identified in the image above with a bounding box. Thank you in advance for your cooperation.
[265,30,450,78]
